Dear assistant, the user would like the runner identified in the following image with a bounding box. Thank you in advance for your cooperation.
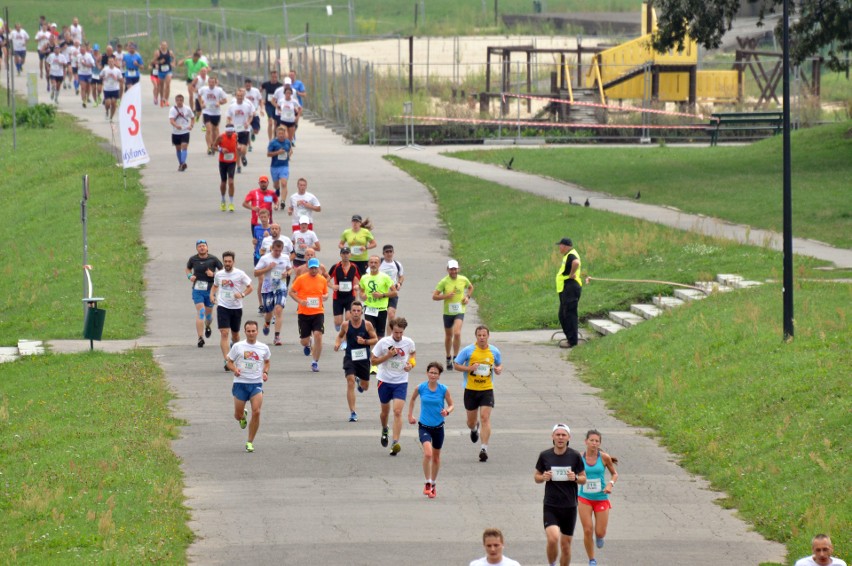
[292,217,320,268]
[288,69,307,107]
[371,317,416,456]
[152,41,175,107]
[288,258,329,372]
[328,248,361,332]
[433,259,474,370]
[407,361,454,499]
[379,244,405,335]
[227,88,255,174]
[89,44,102,106]
[578,430,619,566]
[243,175,279,237]
[191,66,210,121]
[198,74,228,155]
[243,78,263,151]
[8,23,29,76]
[68,17,84,44]
[276,85,302,145]
[534,424,588,566]
[185,239,222,347]
[453,325,502,463]
[75,43,95,107]
[358,255,396,340]
[339,215,376,275]
[469,529,522,566]
[182,50,207,111]
[100,56,124,121]
[213,124,239,211]
[254,239,293,346]
[225,320,270,453]
[287,178,321,233]
[210,251,253,371]
[169,94,194,171]
[35,23,51,79]
[46,44,67,104]
[261,70,283,141]
[121,42,143,88]
[267,126,293,199]
[334,301,378,423]
[67,40,81,95]
[252,208,272,268]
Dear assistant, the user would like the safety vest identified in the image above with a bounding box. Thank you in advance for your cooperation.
[555,249,582,293]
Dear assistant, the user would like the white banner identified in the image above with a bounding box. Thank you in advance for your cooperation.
[119,84,150,168]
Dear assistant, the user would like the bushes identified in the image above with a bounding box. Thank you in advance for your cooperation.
[0,103,56,128]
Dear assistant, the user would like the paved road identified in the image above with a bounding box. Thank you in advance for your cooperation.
[13,56,787,565]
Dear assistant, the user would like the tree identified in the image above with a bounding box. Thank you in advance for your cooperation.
[651,0,852,71]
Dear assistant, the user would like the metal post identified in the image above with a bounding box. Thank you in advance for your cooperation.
[408,36,414,95]
[81,175,89,312]
[781,0,794,340]
[348,0,355,37]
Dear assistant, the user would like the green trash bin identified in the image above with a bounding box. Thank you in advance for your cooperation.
[83,304,106,341]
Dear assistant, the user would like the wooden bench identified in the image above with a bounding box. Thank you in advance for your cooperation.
[708,111,783,146]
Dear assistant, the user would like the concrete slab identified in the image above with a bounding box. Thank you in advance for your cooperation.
[694,281,734,293]
[732,280,764,289]
[631,303,664,319]
[588,318,626,335]
[717,273,744,285]
[653,296,686,309]
[674,288,707,301]
[608,311,645,327]
[0,347,20,364]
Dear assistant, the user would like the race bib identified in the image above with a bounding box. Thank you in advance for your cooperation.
[351,348,368,361]
[220,288,234,301]
[550,466,571,482]
[448,302,462,313]
[388,358,405,371]
[160,64,170,72]
[267,94,275,103]
[472,364,491,377]
[223,152,235,161]
[306,297,320,308]
[194,280,208,291]
[263,195,273,203]
[584,478,602,494]
[338,281,352,292]
[364,306,379,317]
[242,359,258,371]
[271,269,283,280]
[127,69,138,77]
[350,245,363,255]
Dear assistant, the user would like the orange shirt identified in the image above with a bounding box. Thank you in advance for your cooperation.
[218,133,238,163]
[291,272,327,315]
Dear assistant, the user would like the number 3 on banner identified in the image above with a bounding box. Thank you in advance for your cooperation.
[126,105,139,136]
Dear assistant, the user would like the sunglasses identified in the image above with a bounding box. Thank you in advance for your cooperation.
[196,239,207,245]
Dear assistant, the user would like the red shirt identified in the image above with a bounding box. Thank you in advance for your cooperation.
[218,133,238,163]
[244,188,279,224]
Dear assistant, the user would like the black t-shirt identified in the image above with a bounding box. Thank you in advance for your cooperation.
[535,447,584,507]
[261,81,282,108]
[186,254,223,284]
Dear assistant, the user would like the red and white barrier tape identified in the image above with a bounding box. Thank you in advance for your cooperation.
[500,92,707,120]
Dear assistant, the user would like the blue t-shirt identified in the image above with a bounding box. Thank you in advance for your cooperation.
[292,79,306,106]
[417,382,448,427]
[253,224,271,260]
[123,53,144,77]
[268,138,291,168]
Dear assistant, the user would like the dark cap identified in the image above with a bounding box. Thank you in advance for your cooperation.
[556,238,573,246]
[351,214,362,222]
[340,247,351,254]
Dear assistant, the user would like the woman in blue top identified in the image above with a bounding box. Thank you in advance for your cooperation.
[578,429,619,566]
[407,361,455,500]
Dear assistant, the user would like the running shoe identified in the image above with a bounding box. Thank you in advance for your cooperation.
[258,306,265,314]
[237,165,242,174]
[596,537,604,549]
[445,357,453,370]
[423,482,432,496]
[248,145,253,152]
[370,364,378,376]
[263,323,270,336]
[202,124,207,133]
[273,336,282,346]
[428,485,436,499]
[311,361,319,372]
[589,560,597,566]
[245,441,254,453]
[82,102,86,108]
[205,324,212,338]
[470,423,480,443]
[479,448,488,462]
[241,156,247,166]
[349,412,358,422]
[153,98,158,106]
[357,381,364,393]
[220,202,226,211]
[251,132,256,142]
[239,408,248,429]
[179,163,188,172]
[228,204,235,212]
[390,442,401,456]
[380,427,389,447]
[197,337,205,348]
[303,345,311,356]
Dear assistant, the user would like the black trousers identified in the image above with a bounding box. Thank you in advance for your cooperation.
[558,281,582,346]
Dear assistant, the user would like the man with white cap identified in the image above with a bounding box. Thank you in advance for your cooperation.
[534,423,587,566]
[432,259,474,370]
[292,216,320,268]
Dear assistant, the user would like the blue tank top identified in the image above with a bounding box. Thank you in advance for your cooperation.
[344,319,370,362]
[579,452,608,501]
[417,382,447,428]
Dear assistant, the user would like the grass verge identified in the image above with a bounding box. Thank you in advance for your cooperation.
[448,121,852,249]
[0,98,147,345]
[0,350,192,563]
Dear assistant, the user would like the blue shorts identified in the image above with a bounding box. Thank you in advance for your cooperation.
[270,165,289,183]
[232,382,263,402]
[377,381,408,404]
[192,288,213,307]
[78,75,92,83]
[251,116,261,131]
[125,75,140,86]
[262,289,287,312]
[418,423,445,449]
[14,50,26,60]
[158,70,172,80]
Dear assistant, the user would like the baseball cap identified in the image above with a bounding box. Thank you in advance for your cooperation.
[556,237,573,246]
[258,175,269,183]
[307,258,320,268]
[351,214,362,222]
[284,77,293,85]
[299,215,310,225]
[447,259,459,269]
[50,23,57,28]
[552,423,571,434]
[225,124,235,131]
[93,43,100,51]
[340,247,351,254]
[196,239,207,246]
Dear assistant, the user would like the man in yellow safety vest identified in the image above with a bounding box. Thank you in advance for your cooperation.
[555,237,582,348]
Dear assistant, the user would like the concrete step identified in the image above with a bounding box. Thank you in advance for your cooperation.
[732,279,763,289]
[631,303,663,319]
[717,273,743,286]
[0,346,20,364]
[674,288,706,301]
[609,311,645,327]
[18,339,45,356]
[694,281,734,293]
[653,296,685,309]
[588,318,626,335]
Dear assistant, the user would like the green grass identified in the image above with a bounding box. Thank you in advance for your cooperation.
[571,281,851,563]
[0,96,147,346]
[0,350,192,564]
[386,156,833,330]
[448,121,852,249]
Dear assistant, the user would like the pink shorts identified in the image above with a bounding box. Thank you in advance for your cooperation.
[579,497,612,513]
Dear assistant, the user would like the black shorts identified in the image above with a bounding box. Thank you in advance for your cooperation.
[387,296,399,309]
[293,257,306,267]
[265,104,277,118]
[38,51,48,61]
[217,306,242,332]
[418,423,445,449]
[237,131,250,145]
[185,78,193,84]
[543,505,577,536]
[218,161,236,181]
[463,389,495,411]
[103,90,119,100]
[203,114,221,126]
[90,77,101,85]
[281,120,296,128]
[126,76,140,86]
[172,133,190,146]
[332,296,354,316]
[443,313,465,329]
[343,358,370,380]
[364,310,388,338]
[298,313,324,338]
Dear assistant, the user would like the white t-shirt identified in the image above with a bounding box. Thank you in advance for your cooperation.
[47,53,67,77]
[69,24,84,44]
[227,340,270,384]
[227,100,255,132]
[101,67,123,92]
[261,235,293,257]
[36,30,51,51]
[256,253,292,293]
[288,192,320,223]
[469,557,521,566]
[66,45,80,67]
[244,86,262,112]
[379,259,404,284]
[371,336,415,384]
[199,85,227,116]
[291,230,319,258]
[76,53,95,76]
[794,558,846,566]
[214,268,251,310]
[193,73,209,91]
[277,97,301,123]
[9,29,29,51]
[169,105,195,135]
